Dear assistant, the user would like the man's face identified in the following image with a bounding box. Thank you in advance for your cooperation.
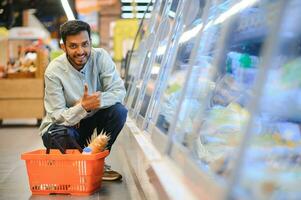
[61,31,91,70]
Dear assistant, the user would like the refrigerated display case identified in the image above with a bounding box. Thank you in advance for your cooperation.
[125,0,169,109]
[132,0,183,128]
[147,0,231,156]
[124,0,161,90]
[148,0,206,137]
[164,0,291,199]
[125,0,207,154]
[122,0,301,199]
[230,1,301,199]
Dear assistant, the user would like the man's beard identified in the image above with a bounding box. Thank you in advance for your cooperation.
[66,51,90,70]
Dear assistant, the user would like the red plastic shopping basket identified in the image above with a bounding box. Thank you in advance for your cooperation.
[21,149,109,195]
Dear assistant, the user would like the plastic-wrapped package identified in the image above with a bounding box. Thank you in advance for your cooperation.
[226,51,259,87]
[211,74,248,106]
[201,103,249,136]
[260,68,301,123]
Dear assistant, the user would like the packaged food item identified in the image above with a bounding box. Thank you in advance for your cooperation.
[82,147,92,154]
[226,52,259,86]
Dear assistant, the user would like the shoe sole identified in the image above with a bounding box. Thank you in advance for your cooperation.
[102,176,122,181]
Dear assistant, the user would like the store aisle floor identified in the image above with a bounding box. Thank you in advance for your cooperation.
[0,126,132,200]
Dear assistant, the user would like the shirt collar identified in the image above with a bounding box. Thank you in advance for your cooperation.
[80,65,86,75]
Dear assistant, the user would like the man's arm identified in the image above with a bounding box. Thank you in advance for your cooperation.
[98,49,126,108]
[44,72,88,126]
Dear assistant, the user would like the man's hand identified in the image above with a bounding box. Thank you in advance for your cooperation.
[81,84,101,111]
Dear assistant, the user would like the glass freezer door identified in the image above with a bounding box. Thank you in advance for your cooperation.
[125,0,169,112]
[167,0,286,198]
[124,0,158,92]
[152,0,208,135]
[231,1,301,199]
[143,0,205,132]
[132,0,182,128]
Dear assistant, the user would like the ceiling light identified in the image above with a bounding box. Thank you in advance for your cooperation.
[61,0,75,20]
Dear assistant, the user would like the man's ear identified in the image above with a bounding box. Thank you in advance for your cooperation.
[61,43,66,52]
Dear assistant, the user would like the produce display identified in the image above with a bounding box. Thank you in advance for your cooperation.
[0,40,47,79]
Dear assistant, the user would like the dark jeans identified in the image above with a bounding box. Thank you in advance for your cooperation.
[43,103,128,151]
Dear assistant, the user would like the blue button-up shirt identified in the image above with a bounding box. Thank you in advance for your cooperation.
[39,48,126,135]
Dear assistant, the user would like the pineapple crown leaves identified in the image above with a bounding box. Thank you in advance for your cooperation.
[86,129,110,149]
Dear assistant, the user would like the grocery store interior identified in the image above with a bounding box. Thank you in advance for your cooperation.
[1,0,301,199]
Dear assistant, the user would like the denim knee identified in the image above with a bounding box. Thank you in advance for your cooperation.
[110,103,128,125]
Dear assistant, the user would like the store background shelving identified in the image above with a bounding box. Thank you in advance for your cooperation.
[0,28,49,124]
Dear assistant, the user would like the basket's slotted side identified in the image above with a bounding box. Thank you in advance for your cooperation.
[22,149,109,196]
[31,183,71,192]
[26,159,102,195]
[73,160,88,193]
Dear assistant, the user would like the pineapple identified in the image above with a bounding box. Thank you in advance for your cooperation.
[86,130,110,153]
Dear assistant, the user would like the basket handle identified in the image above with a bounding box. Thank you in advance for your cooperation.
[46,128,83,154]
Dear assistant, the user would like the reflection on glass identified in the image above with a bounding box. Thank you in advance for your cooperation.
[125,0,167,110]
[131,52,151,109]
[155,2,204,134]
[172,0,232,144]
[138,0,181,119]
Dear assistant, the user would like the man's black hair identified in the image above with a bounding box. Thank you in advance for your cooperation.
[60,20,91,44]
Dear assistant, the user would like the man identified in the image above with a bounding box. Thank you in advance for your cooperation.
[39,20,127,181]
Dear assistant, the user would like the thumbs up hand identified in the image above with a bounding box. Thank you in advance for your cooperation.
[81,84,101,111]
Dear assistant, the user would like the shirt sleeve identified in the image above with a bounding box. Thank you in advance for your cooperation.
[98,49,126,108]
[44,72,88,126]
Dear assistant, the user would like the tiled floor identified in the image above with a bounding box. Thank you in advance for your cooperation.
[0,125,132,200]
